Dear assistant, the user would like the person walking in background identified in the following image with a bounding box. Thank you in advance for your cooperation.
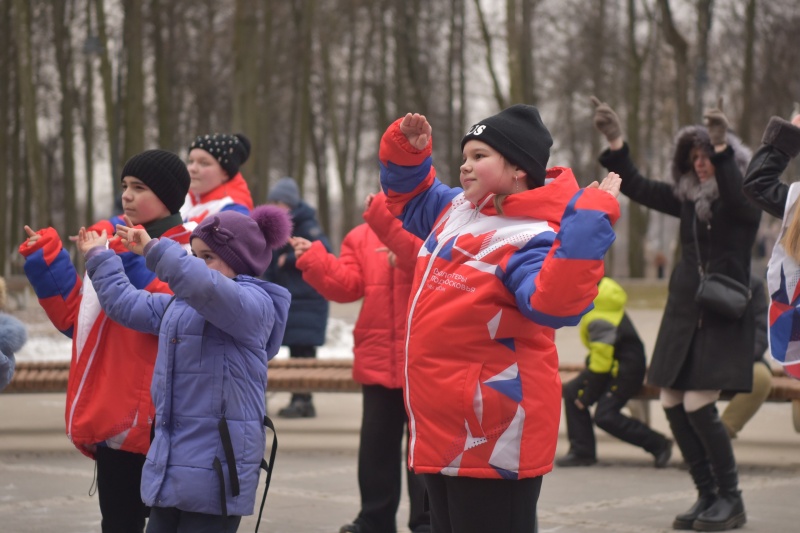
[720,277,772,438]
[19,150,194,533]
[592,96,759,531]
[291,191,429,533]
[380,105,621,533]
[0,277,27,391]
[77,205,292,533]
[742,112,800,380]
[266,176,332,418]
[181,132,254,224]
[556,277,673,468]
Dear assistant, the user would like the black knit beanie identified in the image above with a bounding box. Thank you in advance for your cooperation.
[121,150,191,214]
[461,104,553,187]
[188,132,251,179]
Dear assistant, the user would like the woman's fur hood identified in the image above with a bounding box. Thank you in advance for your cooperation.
[0,313,27,355]
[670,125,752,185]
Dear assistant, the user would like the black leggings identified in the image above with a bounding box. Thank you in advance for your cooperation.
[423,474,542,533]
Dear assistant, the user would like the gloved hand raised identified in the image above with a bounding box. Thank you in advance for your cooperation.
[590,96,623,145]
[703,97,729,147]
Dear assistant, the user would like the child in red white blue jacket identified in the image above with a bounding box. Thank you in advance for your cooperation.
[379,105,621,532]
[20,150,194,532]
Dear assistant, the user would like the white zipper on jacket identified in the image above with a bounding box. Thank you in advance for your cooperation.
[403,194,493,469]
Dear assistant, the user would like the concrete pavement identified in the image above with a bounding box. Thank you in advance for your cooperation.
[1,304,799,532]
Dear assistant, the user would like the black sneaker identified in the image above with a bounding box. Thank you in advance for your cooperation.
[339,523,361,533]
[278,399,316,418]
[555,452,597,467]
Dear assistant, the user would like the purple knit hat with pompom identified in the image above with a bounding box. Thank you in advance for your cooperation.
[191,205,292,276]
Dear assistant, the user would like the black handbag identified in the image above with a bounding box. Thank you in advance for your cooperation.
[692,216,751,320]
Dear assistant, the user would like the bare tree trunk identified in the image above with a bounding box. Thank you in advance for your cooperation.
[255,0,274,203]
[297,0,315,192]
[444,0,466,186]
[233,0,261,195]
[52,0,78,237]
[693,0,714,122]
[83,0,96,224]
[658,0,693,126]
[506,0,521,104]
[94,0,120,202]
[122,0,145,163]
[738,0,757,144]
[152,0,175,151]
[625,0,653,278]
[473,0,507,110]
[13,0,46,228]
[519,0,537,104]
[0,0,9,272]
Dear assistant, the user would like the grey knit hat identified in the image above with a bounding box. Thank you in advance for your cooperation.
[267,177,301,209]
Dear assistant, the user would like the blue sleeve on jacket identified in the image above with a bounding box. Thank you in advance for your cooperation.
[220,203,250,216]
[380,157,460,240]
[86,249,172,335]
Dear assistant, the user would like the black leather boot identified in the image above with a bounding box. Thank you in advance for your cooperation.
[664,405,717,530]
[687,404,746,531]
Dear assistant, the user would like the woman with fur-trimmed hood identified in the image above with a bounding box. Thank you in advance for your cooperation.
[591,97,759,532]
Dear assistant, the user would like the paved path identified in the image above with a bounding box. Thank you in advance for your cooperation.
[1,305,798,532]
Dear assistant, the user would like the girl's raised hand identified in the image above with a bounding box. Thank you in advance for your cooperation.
[289,236,312,259]
[586,172,621,199]
[23,225,42,247]
[77,227,108,256]
[399,113,432,150]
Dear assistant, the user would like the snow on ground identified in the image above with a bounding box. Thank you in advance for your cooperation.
[15,317,356,363]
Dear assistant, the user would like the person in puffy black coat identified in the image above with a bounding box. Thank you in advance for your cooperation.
[592,96,760,532]
[265,177,332,418]
[742,112,800,381]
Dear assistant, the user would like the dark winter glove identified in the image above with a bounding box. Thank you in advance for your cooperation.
[577,370,610,408]
[703,97,729,147]
[590,96,622,143]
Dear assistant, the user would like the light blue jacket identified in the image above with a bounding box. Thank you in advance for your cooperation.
[87,239,290,516]
[0,313,27,391]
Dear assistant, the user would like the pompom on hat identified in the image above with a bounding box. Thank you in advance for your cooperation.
[121,150,191,214]
[188,133,251,179]
[461,104,553,187]
[191,205,292,277]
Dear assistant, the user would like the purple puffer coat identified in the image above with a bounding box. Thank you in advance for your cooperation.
[86,238,290,516]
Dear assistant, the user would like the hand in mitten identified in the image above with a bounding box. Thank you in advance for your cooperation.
[703,97,729,147]
[590,96,622,144]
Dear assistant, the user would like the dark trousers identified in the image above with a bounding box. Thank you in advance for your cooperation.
[562,371,666,458]
[146,507,241,533]
[423,474,542,533]
[95,446,148,533]
[289,345,316,402]
[354,384,429,533]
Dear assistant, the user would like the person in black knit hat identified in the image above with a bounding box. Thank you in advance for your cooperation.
[20,148,195,533]
[182,132,255,224]
[377,105,622,533]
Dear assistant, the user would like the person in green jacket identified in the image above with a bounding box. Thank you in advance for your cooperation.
[557,277,673,468]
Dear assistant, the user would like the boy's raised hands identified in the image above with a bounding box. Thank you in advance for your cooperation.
[115,215,151,256]
[399,113,432,150]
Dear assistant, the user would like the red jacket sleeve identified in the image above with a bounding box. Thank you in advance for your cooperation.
[363,192,422,276]
[295,226,366,303]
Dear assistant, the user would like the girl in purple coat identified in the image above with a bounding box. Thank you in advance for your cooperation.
[77,206,292,533]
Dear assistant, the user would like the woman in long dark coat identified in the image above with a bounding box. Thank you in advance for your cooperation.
[591,97,760,532]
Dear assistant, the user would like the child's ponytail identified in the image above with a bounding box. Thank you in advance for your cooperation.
[782,203,800,263]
